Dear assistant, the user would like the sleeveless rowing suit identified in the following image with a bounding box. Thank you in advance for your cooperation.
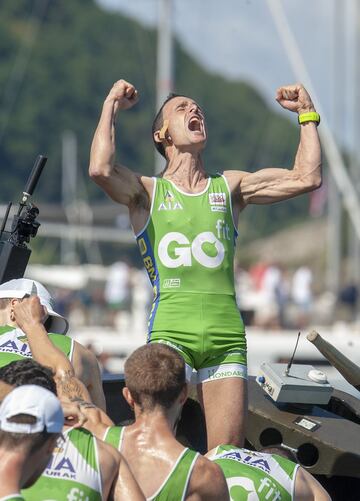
[136,174,247,382]
[103,426,199,500]
[0,326,73,367]
[23,428,102,501]
[211,445,299,501]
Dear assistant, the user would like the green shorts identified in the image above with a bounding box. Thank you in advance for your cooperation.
[148,293,247,383]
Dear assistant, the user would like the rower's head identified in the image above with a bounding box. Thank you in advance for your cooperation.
[152,94,207,159]
[123,343,187,417]
[0,278,68,335]
[0,359,57,396]
[0,384,63,488]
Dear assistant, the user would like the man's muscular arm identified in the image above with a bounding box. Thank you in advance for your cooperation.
[12,296,92,402]
[12,297,114,432]
[72,340,106,411]
[294,467,332,501]
[187,456,229,500]
[226,83,321,207]
[89,79,150,209]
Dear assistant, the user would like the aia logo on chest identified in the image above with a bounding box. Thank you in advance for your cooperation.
[46,456,77,479]
[0,338,31,357]
[158,190,183,211]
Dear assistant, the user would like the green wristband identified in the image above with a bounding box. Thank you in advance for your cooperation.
[298,112,320,125]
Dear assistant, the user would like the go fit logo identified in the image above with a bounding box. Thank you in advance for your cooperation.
[158,231,225,269]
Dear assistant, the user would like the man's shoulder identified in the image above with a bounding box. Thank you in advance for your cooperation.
[96,436,121,466]
[188,454,229,500]
[223,170,248,185]
[48,333,72,353]
[68,427,121,469]
[72,340,100,368]
[135,174,154,197]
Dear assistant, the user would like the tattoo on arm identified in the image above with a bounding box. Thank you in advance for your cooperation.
[55,370,88,402]
[70,397,97,409]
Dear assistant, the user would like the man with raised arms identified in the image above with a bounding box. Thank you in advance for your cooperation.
[89,79,321,449]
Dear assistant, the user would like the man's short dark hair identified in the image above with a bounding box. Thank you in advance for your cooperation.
[124,343,186,412]
[0,414,56,453]
[152,93,185,159]
[0,359,57,396]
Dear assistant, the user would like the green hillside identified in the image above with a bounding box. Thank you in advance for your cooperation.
[0,0,310,244]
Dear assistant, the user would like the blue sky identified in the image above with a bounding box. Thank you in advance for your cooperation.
[96,0,359,152]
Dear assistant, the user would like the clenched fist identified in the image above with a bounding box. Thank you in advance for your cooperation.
[12,296,47,330]
[105,79,139,113]
[276,84,315,114]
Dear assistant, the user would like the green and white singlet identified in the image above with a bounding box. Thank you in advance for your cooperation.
[103,426,199,501]
[103,425,124,451]
[211,445,299,501]
[0,326,73,367]
[23,427,102,501]
[136,174,247,380]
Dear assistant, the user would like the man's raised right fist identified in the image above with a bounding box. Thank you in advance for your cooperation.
[105,79,139,111]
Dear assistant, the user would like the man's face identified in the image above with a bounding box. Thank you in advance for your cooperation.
[10,297,49,326]
[161,96,207,153]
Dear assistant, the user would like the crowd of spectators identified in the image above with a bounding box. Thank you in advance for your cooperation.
[235,261,316,330]
[46,259,359,341]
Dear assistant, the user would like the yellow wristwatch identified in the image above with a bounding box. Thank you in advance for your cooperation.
[298,112,320,125]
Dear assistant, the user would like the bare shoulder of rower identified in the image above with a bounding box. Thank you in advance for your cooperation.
[223,170,248,195]
[294,466,332,501]
[186,455,229,501]
[138,174,154,203]
[102,440,145,501]
[95,437,121,500]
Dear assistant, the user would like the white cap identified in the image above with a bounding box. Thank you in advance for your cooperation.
[0,385,64,434]
[0,279,68,335]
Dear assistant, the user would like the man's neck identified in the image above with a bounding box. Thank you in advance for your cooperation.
[129,409,180,445]
[163,151,207,191]
[0,450,27,496]
[122,409,186,499]
[0,310,14,328]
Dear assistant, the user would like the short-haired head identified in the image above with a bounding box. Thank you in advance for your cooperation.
[152,93,187,158]
[124,343,186,412]
[0,278,68,334]
[0,359,57,396]
[0,413,58,456]
[0,385,63,457]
